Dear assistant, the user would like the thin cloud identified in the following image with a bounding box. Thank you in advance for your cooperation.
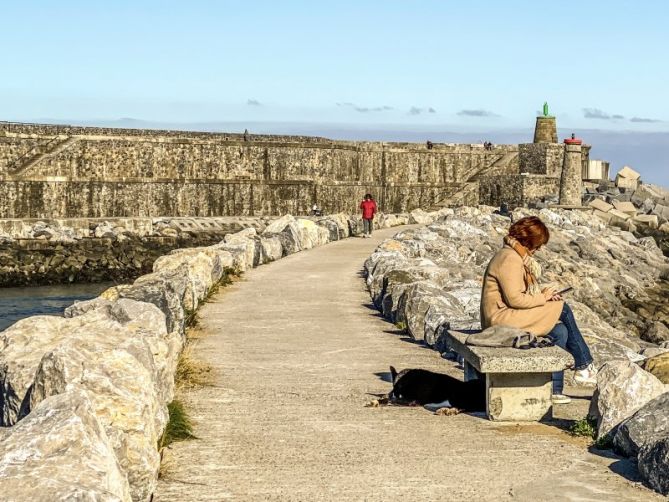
[409,106,438,115]
[247,99,262,106]
[457,109,498,117]
[630,116,662,123]
[337,102,393,113]
[582,108,625,120]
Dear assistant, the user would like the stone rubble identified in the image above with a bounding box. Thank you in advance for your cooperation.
[0,212,408,501]
[584,181,669,255]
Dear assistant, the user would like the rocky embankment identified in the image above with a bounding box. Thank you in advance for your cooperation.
[0,212,409,501]
[585,182,669,256]
[364,206,669,495]
[0,217,269,286]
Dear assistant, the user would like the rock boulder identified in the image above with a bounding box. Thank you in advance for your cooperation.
[639,437,669,495]
[0,389,131,502]
[591,360,666,438]
[614,392,669,457]
[642,352,669,384]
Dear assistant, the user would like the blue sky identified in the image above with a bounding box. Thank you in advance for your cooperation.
[1,1,668,183]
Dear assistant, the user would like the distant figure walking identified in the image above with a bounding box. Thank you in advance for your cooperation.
[243,129,249,142]
[359,193,377,238]
[426,140,434,150]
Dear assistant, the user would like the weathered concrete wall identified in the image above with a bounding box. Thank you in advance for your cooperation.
[0,122,520,218]
[479,175,560,208]
[519,143,565,177]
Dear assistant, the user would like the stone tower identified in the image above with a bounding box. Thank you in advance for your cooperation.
[559,138,583,206]
[533,116,558,143]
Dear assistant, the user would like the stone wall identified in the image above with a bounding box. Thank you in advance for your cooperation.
[519,143,565,177]
[479,175,560,208]
[0,122,521,218]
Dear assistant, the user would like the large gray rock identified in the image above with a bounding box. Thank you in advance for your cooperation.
[119,269,189,335]
[224,228,261,268]
[591,360,666,438]
[258,235,283,263]
[0,389,131,502]
[423,296,477,347]
[153,249,218,311]
[642,352,669,384]
[409,208,437,225]
[642,321,669,344]
[0,314,113,426]
[68,298,180,405]
[315,214,350,240]
[26,337,163,502]
[398,281,446,341]
[614,392,669,457]
[295,218,330,249]
[639,437,669,495]
[263,215,304,255]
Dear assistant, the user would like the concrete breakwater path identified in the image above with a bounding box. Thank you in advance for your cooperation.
[156,226,657,502]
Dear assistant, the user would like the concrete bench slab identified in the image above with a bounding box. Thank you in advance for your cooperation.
[446,330,572,422]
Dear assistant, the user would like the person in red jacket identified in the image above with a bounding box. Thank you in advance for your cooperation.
[359,193,377,238]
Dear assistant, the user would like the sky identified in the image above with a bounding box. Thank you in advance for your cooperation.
[1,1,667,184]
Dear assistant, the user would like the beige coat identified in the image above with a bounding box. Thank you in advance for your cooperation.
[480,246,562,336]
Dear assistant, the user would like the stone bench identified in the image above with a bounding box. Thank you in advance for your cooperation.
[446,330,572,421]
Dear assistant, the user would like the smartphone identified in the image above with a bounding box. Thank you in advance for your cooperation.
[557,286,573,295]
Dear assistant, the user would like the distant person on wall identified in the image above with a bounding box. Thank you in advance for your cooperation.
[359,193,377,238]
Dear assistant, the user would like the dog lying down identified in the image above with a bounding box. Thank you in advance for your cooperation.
[366,366,486,415]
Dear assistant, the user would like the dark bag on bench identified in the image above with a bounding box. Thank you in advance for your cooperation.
[465,326,552,349]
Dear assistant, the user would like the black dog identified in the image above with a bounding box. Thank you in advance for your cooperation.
[388,366,485,412]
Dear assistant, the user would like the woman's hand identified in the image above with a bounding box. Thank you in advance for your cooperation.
[542,286,560,301]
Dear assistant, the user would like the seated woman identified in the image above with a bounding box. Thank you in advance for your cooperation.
[480,216,597,404]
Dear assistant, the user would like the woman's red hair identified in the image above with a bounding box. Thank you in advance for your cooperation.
[508,216,549,251]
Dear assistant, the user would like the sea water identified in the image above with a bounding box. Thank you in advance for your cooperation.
[0,283,112,332]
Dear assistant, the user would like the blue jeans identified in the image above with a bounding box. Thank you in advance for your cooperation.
[546,303,594,394]
[363,218,374,235]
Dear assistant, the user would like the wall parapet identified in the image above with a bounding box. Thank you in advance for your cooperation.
[0,121,524,219]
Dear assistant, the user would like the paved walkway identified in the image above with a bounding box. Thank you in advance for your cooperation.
[155,226,659,502]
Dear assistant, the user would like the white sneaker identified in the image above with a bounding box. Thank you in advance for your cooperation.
[551,394,572,404]
[574,363,598,386]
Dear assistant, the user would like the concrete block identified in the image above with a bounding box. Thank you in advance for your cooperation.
[652,204,669,221]
[612,200,638,215]
[447,330,571,421]
[633,214,659,229]
[588,198,613,212]
[486,372,553,421]
[608,208,632,221]
[446,330,572,374]
[593,209,613,224]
